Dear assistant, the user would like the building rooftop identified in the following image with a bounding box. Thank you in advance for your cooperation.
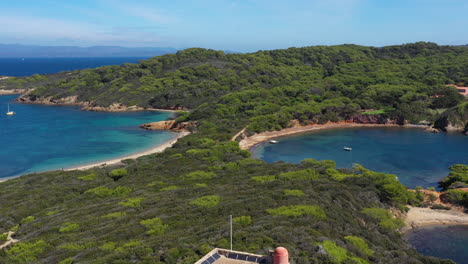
[195,248,271,264]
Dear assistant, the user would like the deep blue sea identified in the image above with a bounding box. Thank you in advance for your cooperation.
[0,57,147,77]
[0,95,176,180]
[407,225,468,264]
[252,127,467,189]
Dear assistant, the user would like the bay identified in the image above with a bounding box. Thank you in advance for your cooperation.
[0,95,176,180]
[252,127,468,188]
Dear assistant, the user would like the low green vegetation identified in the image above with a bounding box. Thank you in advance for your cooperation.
[438,164,468,208]
[361,208,404,230]
[190,195,221,208]
[140,218,168,235]
[283,189,305,197]
[277,169,319,181]
[439,164,468,190]
[233,216,252,227]
[20,216,35,224]
[0,43,465,263]
[251,175,275,183]
[267,205,326,219]
[160,185,180,191]
[0,233,7,243]
[59,222,80,233]
[58,242,96,251]
[77,172,97,181]
[119,197,144,208]
[4,240,49,263]
[85,186,132,197]
[344,236,373,256]
[108,168,128,181]
[102,212,127,219]
[319,240,368,264]
[441,189,468,207]
[184,171,216,181]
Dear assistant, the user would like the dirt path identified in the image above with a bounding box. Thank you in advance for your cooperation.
[0,231,19,249]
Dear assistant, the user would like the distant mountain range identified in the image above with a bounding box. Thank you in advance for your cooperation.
[0,44,179,57]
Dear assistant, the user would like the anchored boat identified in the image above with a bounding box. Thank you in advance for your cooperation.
[6,104,15,116]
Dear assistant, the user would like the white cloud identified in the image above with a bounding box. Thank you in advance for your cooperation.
[0,15,167,46]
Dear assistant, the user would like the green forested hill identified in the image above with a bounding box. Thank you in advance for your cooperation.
[0,43,466,263]
[2,42,467,133]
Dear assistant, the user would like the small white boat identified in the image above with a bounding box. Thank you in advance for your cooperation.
[343,146,352,151]
[6,104,15,116]
[269,140,279,144]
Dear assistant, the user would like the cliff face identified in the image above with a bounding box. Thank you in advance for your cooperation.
[349,114,406,125]
[434,102,468,133]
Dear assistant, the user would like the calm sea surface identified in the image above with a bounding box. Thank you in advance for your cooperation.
[0,95,176,179]
[406,225,468,264]
[0,57,147,76]
[252,127,467,189]
[0,57,177,180]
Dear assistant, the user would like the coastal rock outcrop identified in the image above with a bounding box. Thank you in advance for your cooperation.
[17,94,147,112]
[424,126,440,133]
[140,120,198,132]
[349,114,405,125]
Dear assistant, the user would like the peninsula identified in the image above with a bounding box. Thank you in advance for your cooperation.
[0,43,467,263]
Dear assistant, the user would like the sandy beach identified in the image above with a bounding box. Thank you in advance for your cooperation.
[0,89,27,95]
[66,131,190,171]
[404,206,468,231]
[237,122,425,150]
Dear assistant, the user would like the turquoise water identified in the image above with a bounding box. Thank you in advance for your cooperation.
[406,225,468,264]
[252,127,467,189]
[0,95,176,179]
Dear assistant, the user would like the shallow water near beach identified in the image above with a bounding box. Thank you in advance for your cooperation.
[0,95,176,180]
[252,127,467,188]
[406,225,468,264]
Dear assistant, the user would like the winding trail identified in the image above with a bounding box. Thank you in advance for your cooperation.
[0,231,19,249]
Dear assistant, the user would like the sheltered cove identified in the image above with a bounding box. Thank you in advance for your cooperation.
[237,122,468,228]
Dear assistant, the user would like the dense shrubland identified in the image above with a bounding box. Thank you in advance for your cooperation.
[0,137,456,263]
[2,42,467,133]
[438,164,468,207]
[0,43,466,263]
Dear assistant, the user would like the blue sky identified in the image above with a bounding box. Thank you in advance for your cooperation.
[0,0,467,52]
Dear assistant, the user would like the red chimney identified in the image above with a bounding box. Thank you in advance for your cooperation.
[273,247,289,264]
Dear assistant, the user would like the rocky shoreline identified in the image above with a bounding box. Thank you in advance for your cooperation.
[139,120,198,132]
[14,93,186,113]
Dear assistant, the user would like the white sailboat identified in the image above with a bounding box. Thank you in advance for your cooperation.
[6,104,15,115]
